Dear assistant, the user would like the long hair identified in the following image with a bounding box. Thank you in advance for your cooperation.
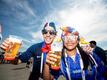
[77,44,95,69]
[61,43,95,70]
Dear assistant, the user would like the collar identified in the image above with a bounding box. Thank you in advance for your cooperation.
[41,42,51,53]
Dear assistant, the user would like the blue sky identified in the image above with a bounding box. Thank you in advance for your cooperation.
[0,0,107,51]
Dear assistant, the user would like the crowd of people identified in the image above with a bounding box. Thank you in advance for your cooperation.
[0,22,107,80]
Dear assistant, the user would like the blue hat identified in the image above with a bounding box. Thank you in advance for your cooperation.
[43,22,56,31]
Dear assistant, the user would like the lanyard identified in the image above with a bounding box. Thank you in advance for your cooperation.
[64,52,71,80]
[63,48,86,80]
[40,52,44,74]
[77,49,85,80]
[89,53,98,68]
[40,42,48,74]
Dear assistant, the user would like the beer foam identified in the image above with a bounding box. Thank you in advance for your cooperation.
[9,35,22,43]
[51,45,62,51]
[51,37,63,51]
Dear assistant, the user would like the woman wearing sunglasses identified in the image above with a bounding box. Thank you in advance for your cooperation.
[43,26,105,80]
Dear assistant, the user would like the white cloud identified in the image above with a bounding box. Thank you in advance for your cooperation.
[3,0,37,21]
[19,1,37,18]
[44,0,107,49]
[30,31,43,43]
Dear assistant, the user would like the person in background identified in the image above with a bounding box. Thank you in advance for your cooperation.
[0,22,57,80]
[43,26,99,80]
[26,59,31,68]
[89,40,106,66]
[89,40,107,79]
[26,58,33,68]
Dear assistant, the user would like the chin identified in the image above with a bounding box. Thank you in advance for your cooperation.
[45,41,52,44]
[66,46,76,50]
[68,46,74,49]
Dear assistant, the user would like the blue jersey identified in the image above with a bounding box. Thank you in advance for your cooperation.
[18,42,44,80]
[51,51,97,80]
[92,52,106,80]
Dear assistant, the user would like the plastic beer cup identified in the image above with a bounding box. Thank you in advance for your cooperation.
[4,35,22,60]
[51,37,63,70]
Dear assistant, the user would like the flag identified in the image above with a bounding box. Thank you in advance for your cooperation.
[0,24,2,40]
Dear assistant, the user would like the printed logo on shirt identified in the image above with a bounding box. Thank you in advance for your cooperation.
[73,70,81,74]
[37,56,41,58]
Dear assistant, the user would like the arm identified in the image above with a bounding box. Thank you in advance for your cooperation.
[11,44,37,64]
[92,53,106,72]
[43,51,57,80]
[43,63,52,80]
[19,44,36,62]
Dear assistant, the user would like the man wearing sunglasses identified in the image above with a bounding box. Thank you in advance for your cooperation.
[0,22,57,80]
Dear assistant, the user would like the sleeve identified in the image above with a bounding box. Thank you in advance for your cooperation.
[95,47,106,65]
[93,52,106,75]
[18,44,36,62]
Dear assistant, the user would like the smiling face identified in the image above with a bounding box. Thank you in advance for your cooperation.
[42,26,56,45]
[63,33,79,51]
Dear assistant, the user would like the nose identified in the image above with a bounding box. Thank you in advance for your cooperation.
[46,32,50,36]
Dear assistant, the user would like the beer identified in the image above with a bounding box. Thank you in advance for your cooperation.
[51,37,63,70]
[9,42,21,56]
[51,51,62,70]
[4,35,22,60]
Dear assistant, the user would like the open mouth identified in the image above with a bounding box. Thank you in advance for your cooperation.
[45,37,51,42]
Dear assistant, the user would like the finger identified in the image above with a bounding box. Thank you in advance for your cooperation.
[0,42,10,50]
[86,46,93,52]
[46,59,55,65]
[2,42,9,47]
[0,44,8,50]
[0,38,9,46]
[46,53,57,65]
[0,38,13,50]
[49,57,57,62]
[47,54,57,62]
[85,47,93,54]
[48,53,58,58]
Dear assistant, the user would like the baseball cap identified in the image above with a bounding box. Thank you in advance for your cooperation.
[43,22,56,32]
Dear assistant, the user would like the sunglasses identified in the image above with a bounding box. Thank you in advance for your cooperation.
[63,34,78,41]
[42,29,56,35]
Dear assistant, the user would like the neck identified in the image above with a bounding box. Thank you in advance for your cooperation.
[45,42,51,46]
[66,48,77,56]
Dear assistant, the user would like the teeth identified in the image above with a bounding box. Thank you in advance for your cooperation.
[46,38,50,41]
[67,43,74,46]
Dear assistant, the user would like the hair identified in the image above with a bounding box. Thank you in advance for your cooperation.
[61,43,95,70]
[77,44,95,69]
[89,40,96,45]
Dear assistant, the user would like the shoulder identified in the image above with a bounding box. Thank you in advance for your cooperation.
[95,46,104,51]
[30,42,44,48]
[26,42,44,52]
